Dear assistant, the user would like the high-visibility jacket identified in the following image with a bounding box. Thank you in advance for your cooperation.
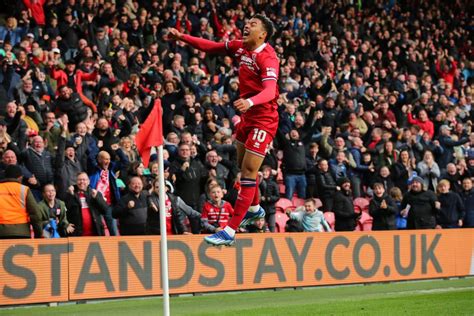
[0,181,29,224]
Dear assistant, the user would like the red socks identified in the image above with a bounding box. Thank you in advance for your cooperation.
[227,178,256,230]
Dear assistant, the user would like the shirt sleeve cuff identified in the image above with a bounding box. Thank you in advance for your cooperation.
[246,98,254,107]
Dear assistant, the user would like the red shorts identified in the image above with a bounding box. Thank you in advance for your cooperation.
[235,120,277,158]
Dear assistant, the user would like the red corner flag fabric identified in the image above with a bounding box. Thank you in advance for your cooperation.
[135,99,163,167]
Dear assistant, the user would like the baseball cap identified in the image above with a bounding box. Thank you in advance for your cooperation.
[52,48,61,54]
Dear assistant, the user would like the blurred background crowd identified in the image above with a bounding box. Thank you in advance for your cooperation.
[0,0,472,238]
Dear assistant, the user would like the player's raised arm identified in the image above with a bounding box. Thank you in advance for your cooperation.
[167,28,227,54]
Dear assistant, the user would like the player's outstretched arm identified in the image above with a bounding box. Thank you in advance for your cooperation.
[167,28,227,55]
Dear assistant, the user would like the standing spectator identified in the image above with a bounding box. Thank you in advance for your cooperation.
[65,172,109,237]
[4,101,28,149]
[333,178,359,231]
[279,129,307,199]
[316,159,338,212]
[305,142,321,198]
[401,176,439,230]
[437,125,469,170]
[146,178,195,235]
[0,165,42,239]
[329,150,352,183]
[407,108,434,139]
[369,183,397,230]
[88,150,126,236]
[417,151,440,191]
[391,149,417,193]
[390,187,407,230]
[170,142,207,210]
[113,176,148,235]
[435,180,464,229]
[258,165,279,232]
[286,199,331,232]
[201,185,234,233]
[38,184,74,237]
[21,135,54,200]
[460,177,474,228]
[54,85,94,131]
[55,124,83,199]
[204,150,229,190]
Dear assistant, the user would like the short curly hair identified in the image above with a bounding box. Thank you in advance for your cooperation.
[252,14,275,42]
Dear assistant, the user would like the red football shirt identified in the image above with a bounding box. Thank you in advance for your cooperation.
[226,40,280,136]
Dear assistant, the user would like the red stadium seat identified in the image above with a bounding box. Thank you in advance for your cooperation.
[278,183,286,195]
[275,198,294,211]
[356,212,373,231]
[323,212,335,231]
[275,212,288,232]
[354,197,370,213]
[292,197,305,207]
[314,198,323,209]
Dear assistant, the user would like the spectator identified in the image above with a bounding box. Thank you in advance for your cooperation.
[305,142,321,198]
[460,177,474,228]
[201,184,234,233]
[401,176,439,230]
[316,159,337,212]
[113,176,148,235]
[65,172,109,237]
[20,135,54,199]
[146,178,198,235]
[245,217,269,233]
[437,125,469,170]
[0,165,42,239]
[279,129,307,199]
[417,151,441,192]
[391,149,417,193]
[170,142,207,210]
[55,123,83,199]
[258,165,279,232]
[38,184,74,237]
[333,178,359,231]
[435,180,464,229]
[286,199,331,232]
[390,187,407,230]
[88,150,127,236]
[369,183,398,230]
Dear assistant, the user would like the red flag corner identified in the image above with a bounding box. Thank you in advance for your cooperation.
[135,99,163,167]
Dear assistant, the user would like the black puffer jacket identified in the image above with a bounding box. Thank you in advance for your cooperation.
[369,193,397,230]
[437,191,464,227]
[54,93,88,130]
[113,191,149,235]
[333,190,358,231]
[401,190,438,229]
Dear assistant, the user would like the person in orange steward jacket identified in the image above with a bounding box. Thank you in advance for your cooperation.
[0,165,42,238]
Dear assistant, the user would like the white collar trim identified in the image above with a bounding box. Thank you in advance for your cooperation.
[253,43,267,53]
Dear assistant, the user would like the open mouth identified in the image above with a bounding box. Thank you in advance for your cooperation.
[243,29,250,38]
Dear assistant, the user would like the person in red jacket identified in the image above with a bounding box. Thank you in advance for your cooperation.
[407,107,434,139]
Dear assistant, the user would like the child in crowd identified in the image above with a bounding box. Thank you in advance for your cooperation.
[201,184,234,233]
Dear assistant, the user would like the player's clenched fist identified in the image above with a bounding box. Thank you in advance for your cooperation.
[167,28,183,41]
[234,98,251,113]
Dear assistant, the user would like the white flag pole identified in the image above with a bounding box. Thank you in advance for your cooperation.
[157,144,170,316]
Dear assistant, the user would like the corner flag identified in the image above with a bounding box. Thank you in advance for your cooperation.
[135,99,163,167]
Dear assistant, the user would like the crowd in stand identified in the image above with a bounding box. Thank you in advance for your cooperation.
[0,0,472,238]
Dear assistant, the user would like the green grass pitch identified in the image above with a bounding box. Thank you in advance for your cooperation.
[2,278,473,315]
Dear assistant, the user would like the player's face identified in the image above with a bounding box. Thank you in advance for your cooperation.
[242,18,266,46]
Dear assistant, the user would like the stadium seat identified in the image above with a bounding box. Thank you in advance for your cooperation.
[278,183,286,195]
[354,197,370,213]
[314,198,323,209]
[356,212,373,231]
[275,212,288,232]
[275,198,294,211]
[323,212,335,231]
[292,197,305,207]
